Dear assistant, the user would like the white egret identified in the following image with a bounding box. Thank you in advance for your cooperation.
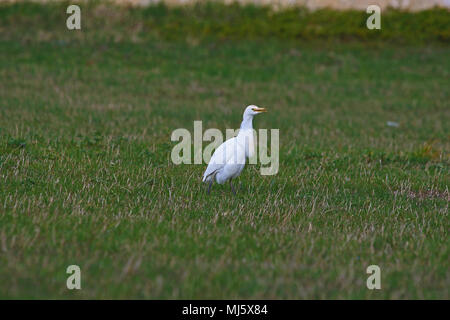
[202,105,267,194]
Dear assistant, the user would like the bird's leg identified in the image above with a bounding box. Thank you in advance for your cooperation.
[207,181,213,195]
[230,179,236,195]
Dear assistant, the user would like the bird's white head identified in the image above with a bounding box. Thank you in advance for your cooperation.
[243,105,267,118]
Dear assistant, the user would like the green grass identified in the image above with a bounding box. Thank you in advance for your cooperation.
[0,2,449,299]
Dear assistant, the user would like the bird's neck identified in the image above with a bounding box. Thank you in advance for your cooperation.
[239,115,253,131]
[238,115,255,158]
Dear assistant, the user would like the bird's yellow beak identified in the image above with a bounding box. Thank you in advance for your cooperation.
[252,107,267,113]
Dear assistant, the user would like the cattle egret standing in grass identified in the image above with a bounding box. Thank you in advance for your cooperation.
[202,105,267,194]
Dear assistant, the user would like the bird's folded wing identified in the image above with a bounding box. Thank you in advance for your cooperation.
[202,138,243,181]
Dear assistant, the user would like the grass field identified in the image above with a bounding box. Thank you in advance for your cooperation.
[0,2,449,299]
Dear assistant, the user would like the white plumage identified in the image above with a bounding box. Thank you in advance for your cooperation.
[202,105,267,194]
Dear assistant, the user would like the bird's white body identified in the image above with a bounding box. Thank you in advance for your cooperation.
[202,105,265,188]
[202,131,252,184]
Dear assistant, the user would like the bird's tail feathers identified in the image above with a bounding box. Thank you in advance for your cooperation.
[202,169,219,182]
